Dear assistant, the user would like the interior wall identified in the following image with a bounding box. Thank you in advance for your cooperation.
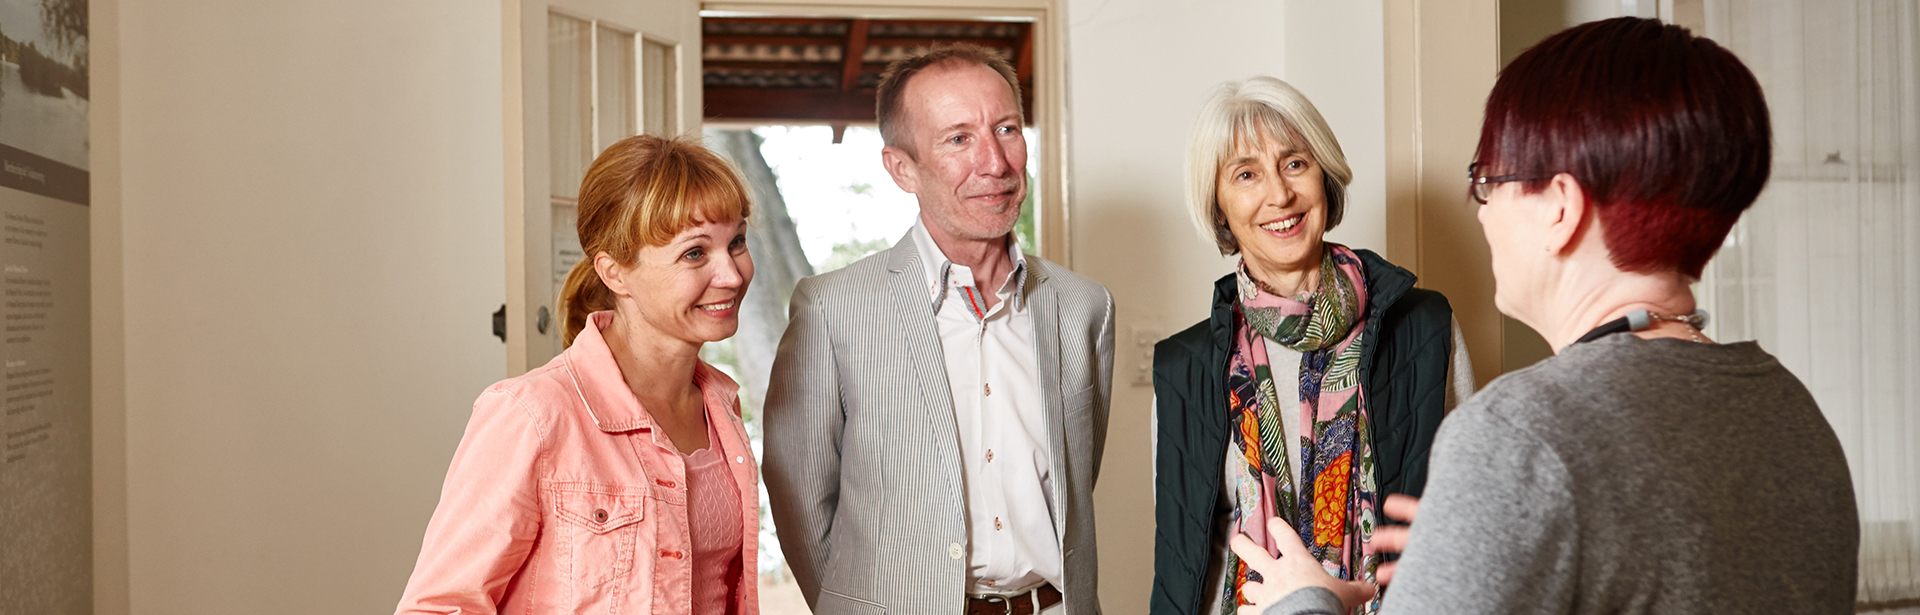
[116,1,507,613]
[1501,0,1623,65]
[1064,0,1386,610]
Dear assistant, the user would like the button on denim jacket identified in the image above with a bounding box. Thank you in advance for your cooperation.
[396,311,759,614]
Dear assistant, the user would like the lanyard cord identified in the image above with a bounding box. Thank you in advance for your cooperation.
[1572,309,1711,345]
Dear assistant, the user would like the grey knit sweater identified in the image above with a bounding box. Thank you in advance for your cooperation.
[1267,334,1858,615]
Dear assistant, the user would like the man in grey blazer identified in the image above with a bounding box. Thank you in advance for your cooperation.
[764,44,1114,615]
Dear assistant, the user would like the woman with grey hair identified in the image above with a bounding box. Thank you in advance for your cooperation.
[1149,76,1472,615]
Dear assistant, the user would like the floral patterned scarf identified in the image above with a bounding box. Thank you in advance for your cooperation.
[1222,244,1380,614]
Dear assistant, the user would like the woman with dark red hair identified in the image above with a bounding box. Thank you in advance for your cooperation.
[1227,17,1860,615]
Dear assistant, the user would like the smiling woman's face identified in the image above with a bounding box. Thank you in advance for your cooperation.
[602,218,754,345]
[1216,130,1327,284]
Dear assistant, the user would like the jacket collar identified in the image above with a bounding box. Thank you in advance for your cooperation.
[563,311,741,433]
[899,220,1033,314]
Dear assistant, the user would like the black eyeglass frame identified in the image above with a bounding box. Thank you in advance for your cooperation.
[1467,162,1555,204]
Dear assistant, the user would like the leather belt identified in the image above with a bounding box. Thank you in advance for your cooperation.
[965,583,1062,615]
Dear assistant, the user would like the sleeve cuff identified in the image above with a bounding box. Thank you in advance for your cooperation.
[1260,587,1348,615]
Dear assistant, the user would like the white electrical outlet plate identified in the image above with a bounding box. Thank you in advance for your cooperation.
[1131,326,1163,387]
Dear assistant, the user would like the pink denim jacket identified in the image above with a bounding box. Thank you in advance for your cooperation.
[396,311,759,615]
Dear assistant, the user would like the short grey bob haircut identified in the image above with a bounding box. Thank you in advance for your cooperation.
[1186,76,1352,255]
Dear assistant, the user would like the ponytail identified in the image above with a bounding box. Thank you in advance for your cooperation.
[559,256,611,348]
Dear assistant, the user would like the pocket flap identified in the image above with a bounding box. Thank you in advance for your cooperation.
[549,482,647,534]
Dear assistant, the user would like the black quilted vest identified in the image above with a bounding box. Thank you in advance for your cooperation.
[1148,249,1455,615]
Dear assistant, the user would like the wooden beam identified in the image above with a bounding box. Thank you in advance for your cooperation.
[861,37,1017,49]
[704,16,847,28]
[1015,23,1034,85]
[705,60,840,72]
[842,19,870,91]
[704,35,847,48]
[704,87,879,122]
[866,19,1032,31]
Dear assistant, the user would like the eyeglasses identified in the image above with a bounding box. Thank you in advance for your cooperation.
[1467,162,1553,204]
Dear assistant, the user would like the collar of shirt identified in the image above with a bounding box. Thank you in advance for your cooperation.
[907,218,1029,316]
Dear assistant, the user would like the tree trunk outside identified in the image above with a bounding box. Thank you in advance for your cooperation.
[709,129,813,421]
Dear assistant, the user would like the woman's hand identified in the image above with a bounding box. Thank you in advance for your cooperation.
[1228,517,1378,613]
[1373,494,1421,586]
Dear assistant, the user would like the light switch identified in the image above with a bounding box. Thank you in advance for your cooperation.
[1131,326,1163,387]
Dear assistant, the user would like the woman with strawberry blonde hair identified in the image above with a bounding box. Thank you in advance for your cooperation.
[396,134,760,615]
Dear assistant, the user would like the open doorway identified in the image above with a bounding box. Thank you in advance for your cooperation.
[694,13,1053,614]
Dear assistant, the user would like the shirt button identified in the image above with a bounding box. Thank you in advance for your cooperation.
[986,449,994,463]
[984,383,992,396]
[994,517,1002,531]
[735,455,745,463]
[948,542,963,559]
[593,509,608,523]
[655,478,676,488]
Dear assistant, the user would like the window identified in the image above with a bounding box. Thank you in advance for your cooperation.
[1696,0,1920,606]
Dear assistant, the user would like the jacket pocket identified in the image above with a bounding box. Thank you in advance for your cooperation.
[817,588,888,614]
[547,482,649,589]
[1064,383,1096,416]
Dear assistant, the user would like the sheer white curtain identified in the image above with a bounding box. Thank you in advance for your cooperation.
[1698,0,1920,605]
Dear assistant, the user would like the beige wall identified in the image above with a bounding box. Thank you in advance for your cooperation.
[1064,1,1387,610]
[91,0,128,610]
[111,1,508,612]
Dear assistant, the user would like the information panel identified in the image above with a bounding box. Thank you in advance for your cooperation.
[0,0,89,611]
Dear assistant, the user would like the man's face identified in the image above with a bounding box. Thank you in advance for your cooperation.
[882,62,1028,242]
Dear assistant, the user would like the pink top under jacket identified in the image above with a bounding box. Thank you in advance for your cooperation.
[683,418,743,614]
[395,311,759,615]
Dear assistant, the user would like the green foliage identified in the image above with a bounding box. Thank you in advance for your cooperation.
[818,236,893,273]
[1014,171,1038,254]
[843,181,873,195]
[697,338,747,420]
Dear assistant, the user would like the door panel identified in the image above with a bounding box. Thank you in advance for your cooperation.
[506,0,702,373]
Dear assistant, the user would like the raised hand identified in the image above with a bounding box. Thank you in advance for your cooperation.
[1228,516,1378,613]
[1373,494,1421,586]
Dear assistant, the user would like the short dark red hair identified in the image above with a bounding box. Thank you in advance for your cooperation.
[1476,17,1771,279]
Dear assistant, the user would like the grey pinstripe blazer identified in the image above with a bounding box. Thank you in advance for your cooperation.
[764,234,1115,615]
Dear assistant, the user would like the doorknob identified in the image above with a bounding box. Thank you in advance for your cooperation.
[492,304,507,342]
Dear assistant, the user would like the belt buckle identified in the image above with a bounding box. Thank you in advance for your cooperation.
[982,594,1015,615]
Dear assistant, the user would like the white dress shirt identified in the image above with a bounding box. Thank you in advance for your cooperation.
[908,220,1061,595]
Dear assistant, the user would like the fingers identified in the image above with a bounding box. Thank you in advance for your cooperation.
[1240,579,1274,605]
[1372,525,1411,555]
[1266,516,1314,561]
[1376,561,1398,586]
[1229,533,1276,572]
[1383,494,1421,523]
[1333,579,1380,609]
